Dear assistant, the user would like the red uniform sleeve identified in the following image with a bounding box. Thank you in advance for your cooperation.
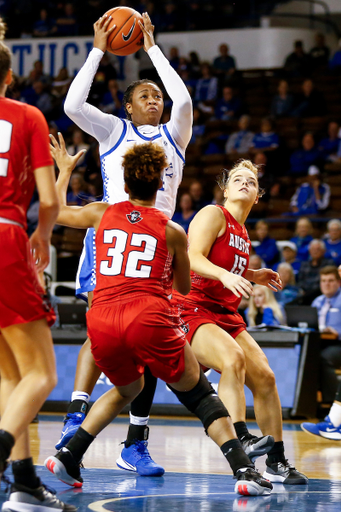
[26,105,54,171]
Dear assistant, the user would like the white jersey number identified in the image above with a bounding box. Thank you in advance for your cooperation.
[0,120,13,177]
[99,229,157,278]
[230,254,247,276]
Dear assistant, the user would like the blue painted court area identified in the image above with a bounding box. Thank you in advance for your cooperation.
[1,467,341,512]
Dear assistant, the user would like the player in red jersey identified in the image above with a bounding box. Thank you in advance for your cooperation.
[44,138,272,496]
[0,20,76,512]
[172,160,308,485]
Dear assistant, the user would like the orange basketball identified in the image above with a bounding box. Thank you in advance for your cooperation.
[104,7,144,56]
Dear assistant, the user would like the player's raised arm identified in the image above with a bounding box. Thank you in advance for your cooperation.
[50,133,109,230]
[64,16,121,143]
[139,13,192,149]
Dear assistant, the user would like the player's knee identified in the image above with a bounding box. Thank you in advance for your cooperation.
[169,369,229,432]
[221,346,246,376]
[255,364,276,393]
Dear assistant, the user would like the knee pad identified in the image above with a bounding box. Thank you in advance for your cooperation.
[168,369,229,432]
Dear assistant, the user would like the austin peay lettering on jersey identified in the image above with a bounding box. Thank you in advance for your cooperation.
[229,233,250,255]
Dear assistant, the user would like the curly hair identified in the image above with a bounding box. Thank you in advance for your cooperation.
[217,159,265,198]
[123,79,162,120]
[0,18,11,85]
[123,142,168,200]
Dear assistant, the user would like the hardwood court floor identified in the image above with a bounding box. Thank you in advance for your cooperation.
[1,415,341,511]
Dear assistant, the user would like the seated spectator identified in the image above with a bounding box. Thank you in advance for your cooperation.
[309,33,330,73]
[51,67,71,99]
[250,117,279,153]
[254,220,279,268]
[26,60,51,86]
[99,79,124,116]
[159,2,181,32]
[248,254,264,270]
[185,1,205,31]
[276,262,301,306]
[324,219,341,266]
[253,152,280,203]
[214,86,242,121]
[312,266,341,402]
[66,129,89,168]
[188,51,201,78]
[33,8,57,37]
[189,180,210,210]
[291,79,327,118]
[297,239,334,302]
[289,132,320,175]
[212,43,236,82]
[225,115,254,156]
[318,121,340,161]
[194,63,218,103]
[189,107,206,145]
[274,241,301,277]
[246,285,285,327]
[56,2,78,37]
[270,80,294,118]
[172,193,197,233]
[329,39,341,75]
[284,40,312,77]
[22,80,53,117]
[211,184,224,205]
[291,217,314,262]
[289,165,330,216]
[67,173,95,206]
[169,46,180,70]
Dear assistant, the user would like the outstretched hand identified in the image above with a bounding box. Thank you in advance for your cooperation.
[252,268,283,292]
[139,12,155,52]
[50,132,86,174]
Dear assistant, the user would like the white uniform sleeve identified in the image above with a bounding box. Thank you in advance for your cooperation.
[64,48,122,143]
[147,46,193,150]
[316,183,330,211]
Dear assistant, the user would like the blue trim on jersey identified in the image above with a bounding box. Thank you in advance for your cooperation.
[76,228,96,299]
[100,119,127,160]
[162,124,185,163]
[131,123,162,141]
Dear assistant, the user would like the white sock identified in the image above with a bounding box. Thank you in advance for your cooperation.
[129,412,149,426]
[71,391,90,403]
[328,402,341,427]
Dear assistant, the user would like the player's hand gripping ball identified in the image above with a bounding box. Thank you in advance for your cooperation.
[104,6,144,56]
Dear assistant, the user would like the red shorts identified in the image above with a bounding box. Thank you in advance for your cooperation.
[174,300,246,344]
[87,295,186,387]
[0,224,56,329]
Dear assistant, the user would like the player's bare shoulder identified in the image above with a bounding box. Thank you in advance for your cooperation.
[189,204,226,236]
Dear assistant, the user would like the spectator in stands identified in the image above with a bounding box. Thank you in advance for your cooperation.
[186,1,205,31]
[329,38,341,75]
[225,115,254,156]
[289,165,330,216]
[275,262,301,306]
[66,129,89,168]
[188,51,201,78]
[83,142,101,185]
[67,173,94,206]
[291,79,327,118]
[211,184,224,205]
[270,80,294,118]
[172,193,197,233]
[284,40,312,77]
[159,2,181,32]
[291,217,314,262]
[214,86,242,121]
[26,60,51,86]
[289,132,320,175]
[274,242,301,277]
[324,219,341,266]
[248,254,264,270]
[297,239,334,302]
[33,8,57,37]
[253,152,280,204]
[309,33,330,73]
[56,2,78,36]
[99,78,124,116]
[23,80,53,117]
[212,43,236,82]
[250,117,279,153]
[189,180,210,210]
[318,121,340,161]
[189,107,206,145]
[254,220,280,268]
[312,266,341,402]
[194,62,218,103]
[246,285,285,327]
[169,46,180,70]
[51,67,71,99]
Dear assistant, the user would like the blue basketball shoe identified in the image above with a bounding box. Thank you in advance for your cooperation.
[116,440,165,476]
[301,416,341,440]
[55,412,86,450]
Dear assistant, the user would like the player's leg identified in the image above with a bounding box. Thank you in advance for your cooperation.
[190,323,274,462]
[301,380,341,440]
[168,343,272,496]
[235,330,308,485]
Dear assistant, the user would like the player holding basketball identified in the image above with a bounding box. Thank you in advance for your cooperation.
[0,19,76,512]
[45,140,272,497]
[172,160,308,485]
[56,12,193,476]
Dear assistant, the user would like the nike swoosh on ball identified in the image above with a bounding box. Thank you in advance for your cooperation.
[122,19,136,41]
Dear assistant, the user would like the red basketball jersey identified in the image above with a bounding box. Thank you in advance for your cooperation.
[185,205,251,312]
[0,98,53,228]
[93,201,173,305]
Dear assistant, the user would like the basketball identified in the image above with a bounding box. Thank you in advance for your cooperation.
[104,7,144,56]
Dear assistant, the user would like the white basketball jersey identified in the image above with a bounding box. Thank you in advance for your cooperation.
[100,119,185,218]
